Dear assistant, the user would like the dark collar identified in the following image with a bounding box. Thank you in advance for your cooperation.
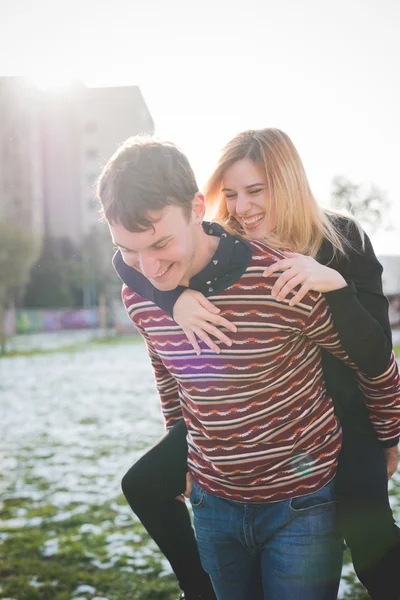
[189,222,252,296]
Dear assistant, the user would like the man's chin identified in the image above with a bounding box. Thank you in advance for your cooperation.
[148,264,178,290]
[149,277,178,291]
[151,282,177,291]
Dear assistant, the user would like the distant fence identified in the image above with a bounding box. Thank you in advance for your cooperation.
[4,295,400,336]
[4,303,136,335]
[389,294,400,330]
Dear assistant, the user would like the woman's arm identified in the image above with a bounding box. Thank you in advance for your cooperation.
[263,225,392,377]
[114,227,393,370]
[303,293,400,447]
[322,228,392,377]
[113,250,236,353]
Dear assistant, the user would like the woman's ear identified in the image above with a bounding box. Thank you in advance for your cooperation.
[192,192,206,223]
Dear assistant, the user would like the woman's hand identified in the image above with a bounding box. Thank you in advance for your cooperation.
[384,446,399,480]
[175,472,193,503]
[263,251,347,306]
[173,289,237,355]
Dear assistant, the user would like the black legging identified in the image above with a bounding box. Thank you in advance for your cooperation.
[122,418,400,600]
[122,419,217,599]
[335,415,400,600]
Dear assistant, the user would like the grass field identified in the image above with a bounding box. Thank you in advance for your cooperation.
[0,336,399,599]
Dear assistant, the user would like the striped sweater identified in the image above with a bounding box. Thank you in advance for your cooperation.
[123,240,400,503]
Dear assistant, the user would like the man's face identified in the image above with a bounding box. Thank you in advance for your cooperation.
[109,205,200,290]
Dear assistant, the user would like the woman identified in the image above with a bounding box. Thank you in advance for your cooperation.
[115,129,400,600]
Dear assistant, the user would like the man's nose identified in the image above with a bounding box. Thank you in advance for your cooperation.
[139,254,161,279]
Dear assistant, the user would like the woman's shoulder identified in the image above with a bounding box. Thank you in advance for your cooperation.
[326,211,364,245]
[322,212,383,278]
[318,212,367,270]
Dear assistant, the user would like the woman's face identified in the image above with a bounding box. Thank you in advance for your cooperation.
[221,158,275,240]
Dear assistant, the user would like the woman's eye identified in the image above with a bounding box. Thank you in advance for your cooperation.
[225,194,237,200]
[249,188,263,195]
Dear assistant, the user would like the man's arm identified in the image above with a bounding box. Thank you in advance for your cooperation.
[122,286,183,429]
[354,354,400,445]
[302,293,400,446]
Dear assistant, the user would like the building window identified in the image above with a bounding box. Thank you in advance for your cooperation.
[87,172,98,185]
[85,121,98,134]
[86,148,98,159]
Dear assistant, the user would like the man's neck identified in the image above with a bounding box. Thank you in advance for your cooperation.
[180,225,220,287]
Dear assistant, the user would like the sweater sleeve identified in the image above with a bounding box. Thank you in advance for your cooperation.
[322,225,392,377]
[303,293,400,445]
[121,286,183,430]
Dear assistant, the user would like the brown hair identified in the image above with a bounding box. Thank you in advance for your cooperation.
[97,136,199,231]
[204,128,362,258]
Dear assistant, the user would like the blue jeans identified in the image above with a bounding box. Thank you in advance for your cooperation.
[190,478,342,600]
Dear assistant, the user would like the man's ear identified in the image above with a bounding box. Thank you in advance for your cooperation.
[192,193,206,223]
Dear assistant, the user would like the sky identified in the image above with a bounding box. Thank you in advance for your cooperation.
[1,0,399,252]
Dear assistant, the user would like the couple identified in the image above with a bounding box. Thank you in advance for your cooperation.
[97,129,400,600]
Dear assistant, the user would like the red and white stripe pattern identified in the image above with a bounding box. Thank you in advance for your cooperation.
[123,241,400,503]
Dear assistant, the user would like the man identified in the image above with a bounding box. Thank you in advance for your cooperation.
[97,136,400,600]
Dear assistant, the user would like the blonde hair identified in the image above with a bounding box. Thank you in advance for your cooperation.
[204,128,362,259]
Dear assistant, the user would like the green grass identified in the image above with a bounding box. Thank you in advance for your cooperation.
[0,335,142,358]
[0,497,374,600]
[0,337,398,599]
[0,496,179,600]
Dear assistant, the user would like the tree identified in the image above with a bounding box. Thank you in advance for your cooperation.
[80,224,121,315]
[331,175,392,235]
[23,236,85,308]
[0,220,40,353]
[22,226,120,318]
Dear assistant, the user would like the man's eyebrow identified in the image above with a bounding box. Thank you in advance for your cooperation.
[221,183,265,192]
[114,241,134,251]
[114,235,172,252]
[151,235,172,247]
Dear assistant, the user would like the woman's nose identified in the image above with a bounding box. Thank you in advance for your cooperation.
[235,193,251,215]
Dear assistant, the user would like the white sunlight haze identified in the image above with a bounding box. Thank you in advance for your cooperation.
[1,0,399,253]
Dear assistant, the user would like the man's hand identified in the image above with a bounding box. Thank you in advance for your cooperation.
[384,445,399,480]
[175,472,193,503]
